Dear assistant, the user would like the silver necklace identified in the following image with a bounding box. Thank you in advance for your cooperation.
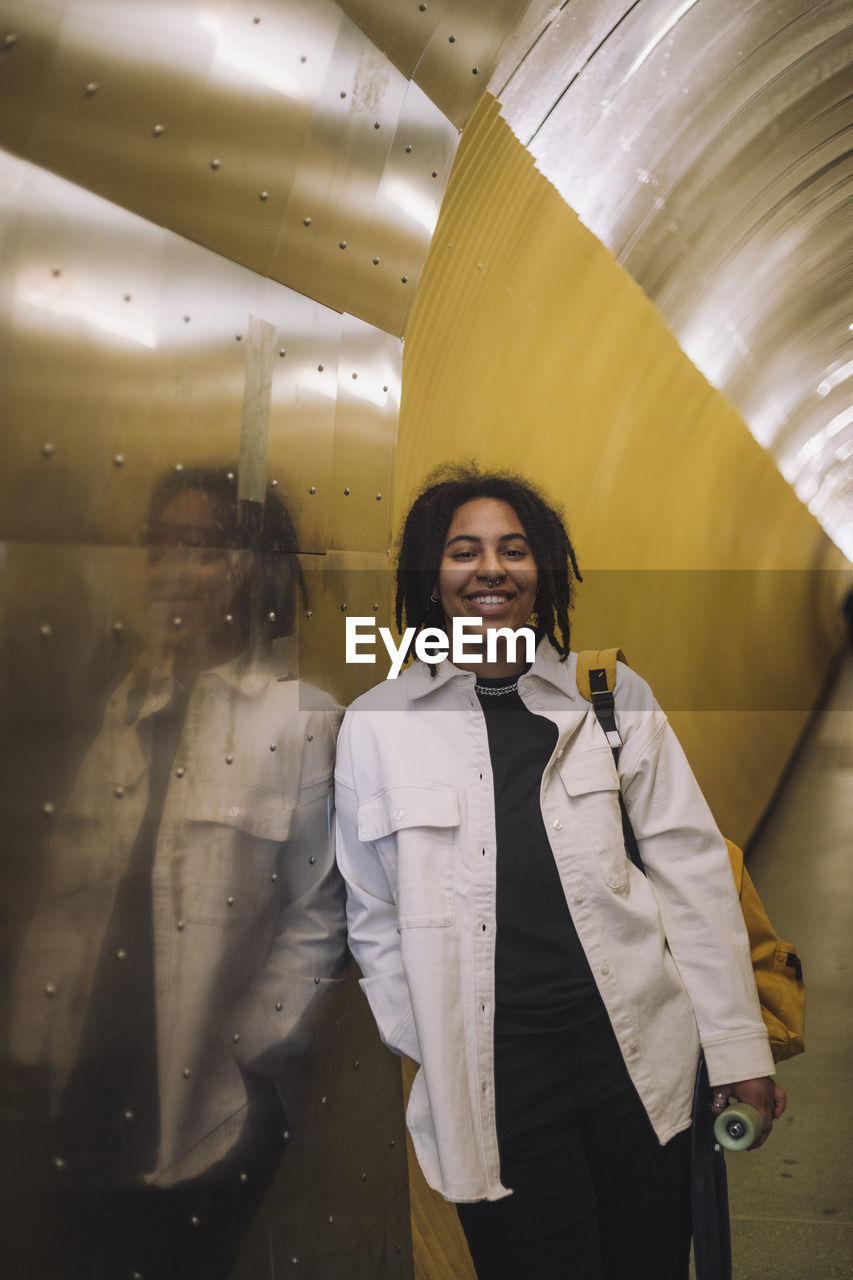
[475,678,520,697]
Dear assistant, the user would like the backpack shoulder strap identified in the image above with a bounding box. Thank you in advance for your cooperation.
[575,648,627,701]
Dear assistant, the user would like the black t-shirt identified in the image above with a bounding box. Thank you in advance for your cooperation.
[475,671,598,1033]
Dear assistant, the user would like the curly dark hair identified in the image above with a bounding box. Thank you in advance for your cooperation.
[395,463,582,662]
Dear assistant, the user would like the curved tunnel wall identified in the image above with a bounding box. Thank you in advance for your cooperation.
[398,94,847,846]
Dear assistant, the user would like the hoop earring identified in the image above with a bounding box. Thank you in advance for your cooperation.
[429,593,440,604]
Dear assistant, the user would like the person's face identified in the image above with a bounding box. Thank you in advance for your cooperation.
[146,489,241,655]
[435,498,538,638]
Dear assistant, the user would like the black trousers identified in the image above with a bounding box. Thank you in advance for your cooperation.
[456,1003,692,1280]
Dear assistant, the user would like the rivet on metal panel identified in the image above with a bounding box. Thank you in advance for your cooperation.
[276,1002,283,1010]
[210,158,221,170]
[225,613,234,624]
[152,125,164,137]
[260,191,269,201]
[226,471,236,482]
[124,293,131,301]
[329,1215,335,1224]
[448,35,455,43]
[132,1272,143,1279]
[227,896,235,906]
[225,755,233,764]
[306,733,313,741]
[300,55,307,62]
[270,479,279,489]
[376,493,382,501]
[190,1216,200,1226]
[41,442,55,457]
[419,2,427,9]
[253,15,261,23]
[321,1096,328,1105]
[172,616,183,629]
[340,603,347,612]
[114,786,125,799]
[183,1068,191,1078]
[270,743,276,752]
[42,802,55,816]
[309,855,316,865]
[116,948,127,960]
[240,1172,248,1183]
[183,315,191,323]
[314,975,320,984]
[278,349,286,357]
[85,82,99,96]
[177,920,184,930]
[390,1139,396,1147]
[235,333,242,342]
[175,463,183,472]
[372,257,380,265]
[290,1257,299,1265]
[303,217,311,226]
[2,33,19,49]
[339,241,347,250]
[112,622,125,635]
[351,372,357,380]
[39,623,52,638]
[270,873,278,882]
[283,1130,290,1140]
[232,1033,239,1043]
[44,983,56,996]
[472,67,479,75]
[405,145,412,153]
[114,455,125,466]
[309,486,316,494]
[175,767,185,777]
[361,1173,367,1181]
[52,267,61,277]
[353,1060,360,1069]
[340,90,346,99]
[401,276,409,284]
[125,1110,134,1121]
[432,170,438,178]
[372,603,379,612]
[54,1157,66,1170]
[343,488,350,495]
[383,385,388,391]
[317,365,324,372]
[374,121,381,130]
[267,611,276,622]
[305,610,312,619]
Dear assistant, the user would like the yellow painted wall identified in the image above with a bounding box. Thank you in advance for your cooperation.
[395,96,847,1278]
[398,94,846,844]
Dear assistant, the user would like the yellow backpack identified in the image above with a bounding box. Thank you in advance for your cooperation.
[576,648,806,1062]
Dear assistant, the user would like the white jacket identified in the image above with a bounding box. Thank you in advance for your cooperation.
[11,645,348,1184]
[335,641,774,1203]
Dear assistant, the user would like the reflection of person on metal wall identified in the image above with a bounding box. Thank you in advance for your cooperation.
[10,467,348,1279]
[335,466,784,1280]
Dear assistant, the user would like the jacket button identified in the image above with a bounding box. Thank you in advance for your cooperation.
[572,893,584,905]
[552,819,562,830]
[600,963,610,976]
[393,808,404,821]
[535,700,545,709]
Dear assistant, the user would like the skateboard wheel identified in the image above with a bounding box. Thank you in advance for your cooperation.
[713,1102,761,1151]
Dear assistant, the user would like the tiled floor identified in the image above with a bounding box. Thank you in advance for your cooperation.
[722,653,853,1278]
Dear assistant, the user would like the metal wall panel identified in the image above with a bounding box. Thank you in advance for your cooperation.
[0,0,460,338]
[337,0,531,127]
[0,145,410,1277]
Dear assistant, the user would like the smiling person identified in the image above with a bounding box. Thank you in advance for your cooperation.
[334,464,782,1280]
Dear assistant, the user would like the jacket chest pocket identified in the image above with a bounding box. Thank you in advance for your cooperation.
[556,750,630,892]
[357,784,460,928]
